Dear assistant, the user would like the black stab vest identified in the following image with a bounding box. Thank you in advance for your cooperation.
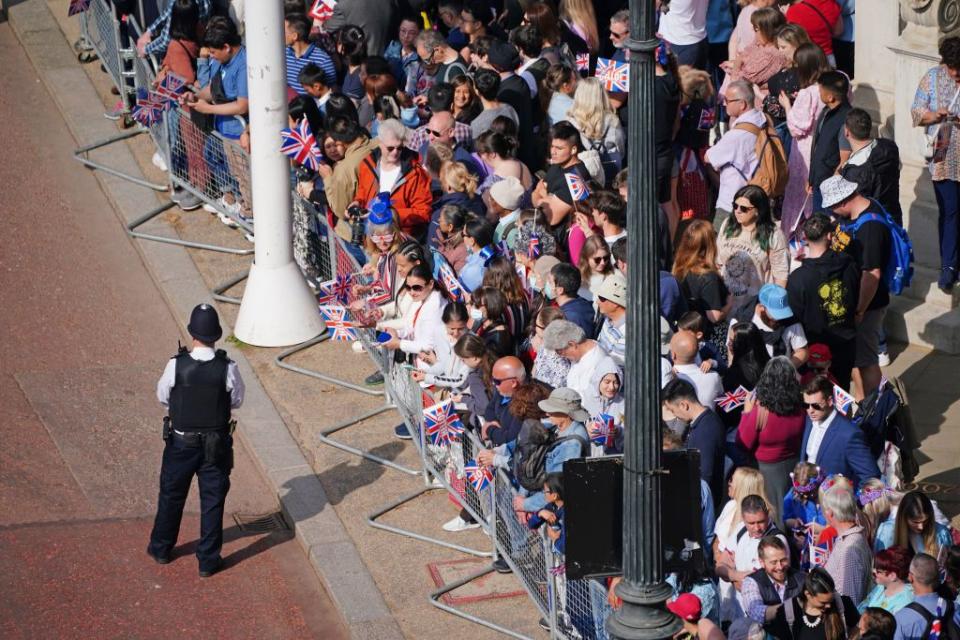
[168,350,231,431]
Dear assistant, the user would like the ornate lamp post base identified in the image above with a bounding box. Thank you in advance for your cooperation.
[607,582,682,640]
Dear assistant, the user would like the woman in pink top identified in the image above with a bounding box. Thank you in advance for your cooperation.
[736,356,804,523]
[778,43,832,238]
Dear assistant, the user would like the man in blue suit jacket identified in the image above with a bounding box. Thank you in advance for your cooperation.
[800,375,880,487]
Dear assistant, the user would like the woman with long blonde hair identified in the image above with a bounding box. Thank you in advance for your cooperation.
[559,0,599,54]
[565,77,626,161]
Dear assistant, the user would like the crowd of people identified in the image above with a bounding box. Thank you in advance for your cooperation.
[129,0,960,637]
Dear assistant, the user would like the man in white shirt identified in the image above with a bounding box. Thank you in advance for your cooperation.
[658,0,709,69]
[671,331,723,410]
[542,319,621,417]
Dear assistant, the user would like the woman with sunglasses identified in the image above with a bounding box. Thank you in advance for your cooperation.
[380,263,448,363]
[470,287,516,358]
[352,119,432,240]
[717,184,789,313]
[576,235,616,303]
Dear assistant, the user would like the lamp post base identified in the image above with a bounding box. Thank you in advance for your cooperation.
[606,580,682,640]
[235,260,325,347]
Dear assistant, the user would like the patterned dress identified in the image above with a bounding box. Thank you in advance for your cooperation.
[912,65,960,182]
[781,84,825,237]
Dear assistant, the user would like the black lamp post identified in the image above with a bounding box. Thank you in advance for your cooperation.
[605,0,682,638]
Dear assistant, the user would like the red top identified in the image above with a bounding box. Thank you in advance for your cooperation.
[736,405,805,463]
[786,0,841,56]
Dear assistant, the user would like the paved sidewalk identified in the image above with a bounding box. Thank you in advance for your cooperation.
[0,19,347,640]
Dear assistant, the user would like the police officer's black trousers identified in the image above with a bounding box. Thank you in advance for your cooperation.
[148,435,232,570]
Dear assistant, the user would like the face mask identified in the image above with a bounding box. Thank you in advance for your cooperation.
[400,106,419,128]
[469,307,484,321]
[544,281,555,300]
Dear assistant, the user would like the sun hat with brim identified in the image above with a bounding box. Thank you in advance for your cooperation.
[819,175,859,209]
[758,283,793,321]
[596,273,627,307]
[538,387,591,422]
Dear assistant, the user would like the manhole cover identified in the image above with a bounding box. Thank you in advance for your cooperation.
[233,511,288,533]
[904,481,960,499]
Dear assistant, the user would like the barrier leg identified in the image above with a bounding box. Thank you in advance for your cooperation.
[126,201,255,255]
[427,563,535,640]
[315,401,419,476]
[73,129,168,191]
[274,336,386,397]
[212,268,250,305]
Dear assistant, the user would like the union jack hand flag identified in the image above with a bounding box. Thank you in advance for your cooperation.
[308,0,337,21]
[280,118,323,171]
[132,91,164,126]
[833,384,856,417]
[319,305,358,341]
[464,460,493,492]
[575,53,590,72]
[589,414,617,447]
[317,274,352,305]
[423,400,464,446]
[438,260,466,303]
[153,73,188,104]
[68,0,91,16]
[565,171,590,202]
[809,540,831,568]
[527,232,541,259]
[698,106,716,130]
[715,386,750,413]
[595,57,629,93]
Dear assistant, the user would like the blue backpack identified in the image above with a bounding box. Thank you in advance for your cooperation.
[841,203,914,295]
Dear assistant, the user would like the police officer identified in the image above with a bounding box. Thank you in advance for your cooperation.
[147,304,245,577]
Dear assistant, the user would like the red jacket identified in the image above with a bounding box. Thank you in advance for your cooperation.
[354,148,432,235]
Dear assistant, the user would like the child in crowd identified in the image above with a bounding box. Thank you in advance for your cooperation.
[799,343,839,386]
[782,461,825,566]
[588,371,625,456]
[411,302,470,394]
[676,312,727,374]
[529,472,566,555]
[450,333,497,424]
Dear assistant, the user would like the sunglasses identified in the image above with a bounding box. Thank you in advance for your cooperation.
[427,128,448,137]
[408,283,428,292]
[492,376,516,385]
[734,203,756,213]
[384,144,402,152]
[610,29,628,38]
[802,402,827,411]
[371,233,395,244]
[591,255,610,264]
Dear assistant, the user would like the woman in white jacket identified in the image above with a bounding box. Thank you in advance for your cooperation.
[412,302,471,391]
[381,263,448,364]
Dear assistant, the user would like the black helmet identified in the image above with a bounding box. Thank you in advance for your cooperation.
[187,303,222,343]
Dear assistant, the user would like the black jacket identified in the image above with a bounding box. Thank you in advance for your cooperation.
[786,249,860,342]
[840,138,903,225]
[809,102,852,192]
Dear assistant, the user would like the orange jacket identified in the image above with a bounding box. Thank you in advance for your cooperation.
[354,148,432,235]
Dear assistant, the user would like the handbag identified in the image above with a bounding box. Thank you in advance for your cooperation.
[190,65,227,134]
[677,147,711,220]
[924,81,960,161]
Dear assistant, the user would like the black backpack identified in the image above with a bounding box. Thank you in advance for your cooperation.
[855,376,920,482]
[512,419,589,492]
[905,598,960,640]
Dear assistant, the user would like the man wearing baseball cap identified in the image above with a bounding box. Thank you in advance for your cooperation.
[667,593,724,640]
[731,283,809,369]
[820,174,891,399]
[596,273,627,367]
[149,303,245,578]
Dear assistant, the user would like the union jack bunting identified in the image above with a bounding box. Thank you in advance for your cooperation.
[132,91,164,126]
[833,384,856,417]
[153,73,188,104]
[575,53,590,72]
[423,400,465,446]
[565,171,590,202]
[464,460,493,492]
[68,0,91,16]
[308,0,337,21]
[280,118,323,171]
[589,414,617,447]
[716,386,750,413]
[317,274,352,305]
[527,232,541,259]
[595,57,629,93]
[319,305,357,341]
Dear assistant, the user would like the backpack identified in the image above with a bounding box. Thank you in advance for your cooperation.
[905,598,960,640]
[855,376,920,482]
[733,117,789,198]
[840,204,915,295]
[512,420,589,492]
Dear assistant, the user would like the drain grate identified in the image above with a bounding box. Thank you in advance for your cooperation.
[233,511,289,533]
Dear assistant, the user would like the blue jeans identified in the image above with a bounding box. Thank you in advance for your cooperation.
[148,434,232,570]
[775,120,793,160]
[934,180,960,271]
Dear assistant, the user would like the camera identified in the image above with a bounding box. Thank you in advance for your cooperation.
[346,204,367,246]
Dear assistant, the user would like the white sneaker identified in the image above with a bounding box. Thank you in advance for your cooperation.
[217,212,240,228]
[351,341,366,353]
[878,351,891,367]
[151,151,168,172]
[442,516,481,533]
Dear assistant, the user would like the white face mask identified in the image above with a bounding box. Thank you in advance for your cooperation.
[469,307,484,321]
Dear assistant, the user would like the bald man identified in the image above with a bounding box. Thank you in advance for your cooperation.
[481,356,528,446]
[671,331,723,410]
[418,110,483,177]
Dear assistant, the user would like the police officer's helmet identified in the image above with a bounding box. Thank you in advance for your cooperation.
[187,304,223,343]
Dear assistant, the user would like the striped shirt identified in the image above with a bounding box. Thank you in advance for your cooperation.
[286,44,337,94]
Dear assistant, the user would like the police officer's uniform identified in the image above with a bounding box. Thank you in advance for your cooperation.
[147,304,244,577]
